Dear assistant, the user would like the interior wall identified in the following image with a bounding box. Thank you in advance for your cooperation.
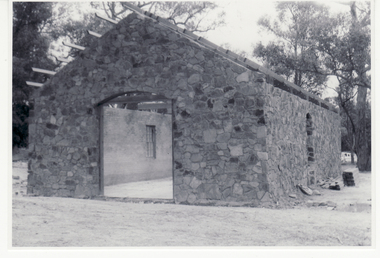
[103,106,172,186]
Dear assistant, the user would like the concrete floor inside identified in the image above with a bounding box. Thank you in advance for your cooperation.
[104,177,173,199]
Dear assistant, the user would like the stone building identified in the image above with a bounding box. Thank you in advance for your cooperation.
[27,5,340,207]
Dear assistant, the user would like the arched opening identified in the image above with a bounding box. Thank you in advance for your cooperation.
[98,92,173,199]
[306,113,315,185]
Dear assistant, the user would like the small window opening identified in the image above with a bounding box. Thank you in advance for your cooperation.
[306,113,315,186]
[146,125,156,158]
[306,113,314,162]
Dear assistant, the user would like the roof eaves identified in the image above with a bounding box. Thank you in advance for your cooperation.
[121,3,338,114]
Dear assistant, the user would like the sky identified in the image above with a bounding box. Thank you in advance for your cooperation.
[59,0,351,58]
[49,0,354,98]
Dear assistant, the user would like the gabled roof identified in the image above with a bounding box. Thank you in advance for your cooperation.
[31,3,337,113]
[121,3,337,113]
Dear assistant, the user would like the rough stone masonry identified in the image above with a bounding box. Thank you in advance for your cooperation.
[27,11,341,207]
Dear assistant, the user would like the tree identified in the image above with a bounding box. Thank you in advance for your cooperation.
[310,2,371,171]
[90,1,225,33]
[253,1,371,171]
[12,2,59,149]
[252,1,331,95]
[55,2,225,60]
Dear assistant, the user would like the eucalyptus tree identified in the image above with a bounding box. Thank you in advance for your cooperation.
[252,1,331,95]
[90,1,225,33]
[311,1,371,170]
[252,1,371,171]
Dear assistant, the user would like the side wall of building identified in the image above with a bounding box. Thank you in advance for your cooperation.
[103,107,172,186]
[264,83,341,203]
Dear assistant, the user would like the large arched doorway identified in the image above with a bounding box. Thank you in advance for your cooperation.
[98,92,173,199]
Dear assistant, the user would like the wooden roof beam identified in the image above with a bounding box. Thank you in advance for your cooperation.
[62,41,85,51]
[32,67,56,76]
[95,13,118,24]
[87,30,102,38]
[55,56,70,63]
[138,103,172,110]
[107,95,169,104]
[26,81,44,87]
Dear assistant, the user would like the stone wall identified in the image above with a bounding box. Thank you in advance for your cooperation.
[263,84,341,204]
[103,107,172,186]
[27,12,340,206]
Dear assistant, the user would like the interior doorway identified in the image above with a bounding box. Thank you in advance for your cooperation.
[99,92,173,199]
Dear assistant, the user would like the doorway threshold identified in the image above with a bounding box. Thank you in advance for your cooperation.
[91,195,175,204]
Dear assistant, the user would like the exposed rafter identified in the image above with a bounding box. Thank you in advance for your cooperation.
[55,56,70,63]
[138,102,171,110]
[62,41,85,51]
[32,67,56,76]
[107,95,169,104]
[87,30,102,38]
[26,81,44,87]
[95,13,118,24]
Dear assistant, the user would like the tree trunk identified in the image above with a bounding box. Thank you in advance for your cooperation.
[355,86,371,171]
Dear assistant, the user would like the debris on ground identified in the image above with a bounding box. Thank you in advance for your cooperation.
[297,184,313,195]
[312,190,321,195]
[329,183,341,190]
[317,176,344,189]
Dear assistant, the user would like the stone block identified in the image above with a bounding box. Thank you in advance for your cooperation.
[217,143,228,150]
[188,73,201,85]
[236,71,250,83]
[190,153,203,162]
[203,129,217,143]
[249,181,259,188]
[257,152,268,160]
[191,163,200,170]
[228,144,243,157]
[232,183,243,196]
[187,193,197,204]
[216,133,231,143]
[207,184,222,200]
[190,177,202,189]
[257,126,266,138]
[222,187,232,199]
[257,190,265,199]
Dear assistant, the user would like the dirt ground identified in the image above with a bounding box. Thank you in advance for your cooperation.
[11,161,373,247]
[104,177,173,199]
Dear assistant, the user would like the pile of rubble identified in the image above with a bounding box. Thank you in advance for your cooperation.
[316,176,344,190]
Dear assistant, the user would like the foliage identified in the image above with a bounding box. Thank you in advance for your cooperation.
[252,1,331,95]
[313,2,371,171]
[311,2,370,90]
[253,1,371,170]
[12,2,59,148]
[55,2,225,60]
[90,1,225,33]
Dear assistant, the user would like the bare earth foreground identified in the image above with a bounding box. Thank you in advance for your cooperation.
[12,161,372,247]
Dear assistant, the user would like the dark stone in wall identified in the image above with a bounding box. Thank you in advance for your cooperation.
[321,102,330,110]
[274,79,291,93]
[292,89,307,100]
[180,110,191,118]
[40,85,53,96]
[308,96,320,105]
[46,123,59,130]
[258,117,266,125]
